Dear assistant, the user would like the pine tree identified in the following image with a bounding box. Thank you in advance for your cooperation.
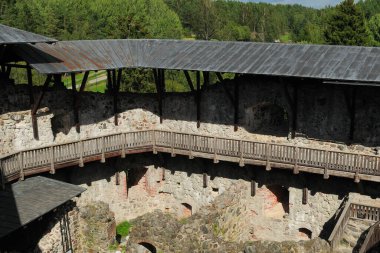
[324,0,370,46]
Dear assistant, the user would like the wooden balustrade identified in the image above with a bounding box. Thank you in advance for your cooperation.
[1,130,380,185]
[328,200,352,250]
[359,221,380,253]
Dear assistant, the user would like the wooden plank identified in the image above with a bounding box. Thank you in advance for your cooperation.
[71,73,80,133]
[196,71,201,128]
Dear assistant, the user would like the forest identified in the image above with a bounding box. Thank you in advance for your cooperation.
[0,0,379,92]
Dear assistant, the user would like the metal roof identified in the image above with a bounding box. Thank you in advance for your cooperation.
[0,176,85,238]
[16,39,380,83]
[0,24,57,45]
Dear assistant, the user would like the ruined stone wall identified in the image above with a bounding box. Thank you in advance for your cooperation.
[49,153,380,243]
[1,76,380,156]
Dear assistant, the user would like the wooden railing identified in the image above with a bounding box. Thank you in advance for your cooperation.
[359,221,380,253]
[1,130,380,185]
[328,201,380,250]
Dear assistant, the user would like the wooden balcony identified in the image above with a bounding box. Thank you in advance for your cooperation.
[1,130,380,187]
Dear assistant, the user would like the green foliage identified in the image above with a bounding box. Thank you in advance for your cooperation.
[1,0,183,40]
[368,14,380,46]
[116,221,132,237]
[324,0,371,46]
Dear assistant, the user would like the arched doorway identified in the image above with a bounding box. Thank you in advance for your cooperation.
[138,242,157,253]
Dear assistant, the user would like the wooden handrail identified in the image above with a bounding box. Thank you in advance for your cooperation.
[1,130,380,185]
[359,221,380,253]
[329,201,380,250]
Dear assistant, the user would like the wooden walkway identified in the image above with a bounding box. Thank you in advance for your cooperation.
[1,130,380,185]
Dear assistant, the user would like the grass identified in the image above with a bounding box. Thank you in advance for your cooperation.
[116,221,132,237]
[279,33,292,43]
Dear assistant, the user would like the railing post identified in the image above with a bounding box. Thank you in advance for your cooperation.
[171,131,176,157]
[78,141,84,168]
[19,152,24,181]
[324,151,330,179]
[0,160,5,190]
[266,143,271,171]
[189,134,194,159]
[293,147,299,174]
[153,131,157,155]
[354,154,360,183]
[50,147,56,174]
[121,133,126,159]
[100,137,105,163]
[213,137,219,164]
[239,140,244,167]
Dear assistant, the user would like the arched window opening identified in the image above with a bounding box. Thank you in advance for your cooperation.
[181,203,192,218]
[298,228,312,240]
[138,242,157,253]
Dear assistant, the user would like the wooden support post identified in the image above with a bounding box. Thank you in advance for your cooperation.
[293,147,299,174]
[79,141,84,167]
[203,71,209,88]
[106,70,112,91]
[53,74,63,88]
[113,69,122,126]
[213,137,219,163]
[302,187,308,205]
[324,151,330,179]
[251,180,256,197]
[31,75,52,140]
[196,71,201,128]
[183,70,195,92]
[239,140,244,167]
[115,171,120,185]
[216,72,235,105]
[5,65,11,79]
[234,75,240,132]
[162,167,166,181]
[154,69,164,124]
[203,172,207,188]
[266,143,271,171]
[101,136,105,163]
[71,73,80,133]
[50,147,55,174]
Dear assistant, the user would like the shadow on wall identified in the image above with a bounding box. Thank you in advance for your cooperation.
[3,74,380,146]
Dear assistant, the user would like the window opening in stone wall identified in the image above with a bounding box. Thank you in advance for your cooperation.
[298,228,312,240]
[264,185,290,218]
[181,203,192,218]
[138,242,157,253]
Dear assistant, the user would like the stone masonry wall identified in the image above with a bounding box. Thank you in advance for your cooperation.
[1,76,380,156]
[50,153,380,243]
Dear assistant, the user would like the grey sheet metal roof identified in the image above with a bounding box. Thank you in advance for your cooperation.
[0,176,85,238]
[0,24,57,45]
[16,39,380,83]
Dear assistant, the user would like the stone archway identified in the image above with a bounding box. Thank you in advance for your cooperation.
[181,203,192,218]
[244,103,289,136]
[138,242,157,253]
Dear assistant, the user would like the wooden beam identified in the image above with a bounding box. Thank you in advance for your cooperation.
[5,65,11,79]
[27,67,34,106]
[79,71,90,93]
[196,71,201,128]
[71,73,80,133]
[216,72,234,105]
[203,71,209,89]
[114,69,122,126]
[234,75,240,132]
[203,172,207,188]
[302,187,308,205]
[183,70,195,92]
[31,75,52,140]
[154,69,164,124]
[4,63,31,69]
[53,74,63,88]
[106,70,112,92]
[251,180,256,197]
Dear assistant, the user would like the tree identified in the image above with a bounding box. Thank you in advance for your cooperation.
[368,14,380,46]
[324,0,370,46]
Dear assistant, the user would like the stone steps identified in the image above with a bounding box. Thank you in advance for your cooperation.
[336,218,375,253]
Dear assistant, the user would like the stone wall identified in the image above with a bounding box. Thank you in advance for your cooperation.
[49,153,380,245]
[1,76,380,156]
